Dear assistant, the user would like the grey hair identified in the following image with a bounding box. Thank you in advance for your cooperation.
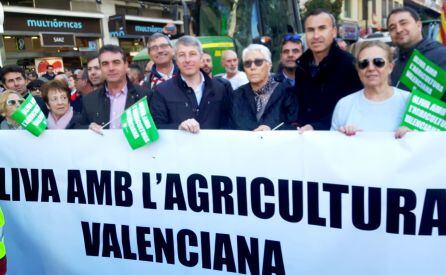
[242,44,272,64]
[175,35,203,55]
[148,32,172,47]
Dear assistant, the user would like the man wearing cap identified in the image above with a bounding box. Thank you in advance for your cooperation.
[275,33,303,88]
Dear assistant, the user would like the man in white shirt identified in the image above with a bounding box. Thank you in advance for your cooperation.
[218,50,248,90]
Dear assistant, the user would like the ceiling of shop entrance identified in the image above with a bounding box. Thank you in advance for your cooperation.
[0,0,70,9]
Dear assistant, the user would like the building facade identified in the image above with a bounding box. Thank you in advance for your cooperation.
[0,0,187,70]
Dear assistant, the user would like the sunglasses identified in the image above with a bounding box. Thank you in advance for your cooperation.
[283,34,301,42]
[357,58,386,70]
[149,43,170,52]
[6,99,24,106]
[243,59,266,68]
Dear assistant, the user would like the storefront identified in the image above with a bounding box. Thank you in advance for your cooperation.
[108,14,182,60]
[1,7,103,73]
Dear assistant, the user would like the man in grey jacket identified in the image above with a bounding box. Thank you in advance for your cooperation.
[387,7,446,100]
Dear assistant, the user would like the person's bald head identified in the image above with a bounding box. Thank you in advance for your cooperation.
[221,50,239,75]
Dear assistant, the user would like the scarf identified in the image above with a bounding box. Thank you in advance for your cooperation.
[252,77,277,120]
[47,107,73,129]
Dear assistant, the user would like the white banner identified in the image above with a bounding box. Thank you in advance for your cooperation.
[0,130,445,275]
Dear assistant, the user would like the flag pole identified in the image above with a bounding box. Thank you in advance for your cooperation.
[101,114,122,129]
[272,122,284,131]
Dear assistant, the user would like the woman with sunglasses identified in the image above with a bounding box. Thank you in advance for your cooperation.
[331,41,410,138]
[229,44,298,131]
[41,80,80,129]
[0,90,25,130]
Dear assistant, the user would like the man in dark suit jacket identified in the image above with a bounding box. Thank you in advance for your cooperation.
[77,45,150,134]
[294,9,362,131]
[150,36,232,133]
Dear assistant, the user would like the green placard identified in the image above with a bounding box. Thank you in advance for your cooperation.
[401,89,446,131]
[400,50,446,99]
[11,95,47,136]
[121,97,159,150]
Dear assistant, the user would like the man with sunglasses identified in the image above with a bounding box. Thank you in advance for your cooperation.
[143,33,179,89]
[294,9,362,131]
[0,65,48,119]
[275,34,303,88]
[387,7,446,101]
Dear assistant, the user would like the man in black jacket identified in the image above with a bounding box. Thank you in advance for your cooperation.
[150,36,232,133]
[77,45,150,133]
[294,9,362,131]
[387,7,446,101]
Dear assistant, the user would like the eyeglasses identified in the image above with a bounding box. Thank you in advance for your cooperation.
[149,43,171,52]
[243,59,266,68]
[6,99,24,106]
[283,34,301,42]
[357,58,386,70]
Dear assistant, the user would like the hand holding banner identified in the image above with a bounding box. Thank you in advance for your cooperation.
[11,95,47,136]
[121,97,159,149]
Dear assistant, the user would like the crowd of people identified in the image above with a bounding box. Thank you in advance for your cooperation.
[1,7,445,138]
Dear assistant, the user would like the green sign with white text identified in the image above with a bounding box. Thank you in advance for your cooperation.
[401,89,446,131]
[11,95,47,136]
[400,50,446,99]
[121,97,159,150]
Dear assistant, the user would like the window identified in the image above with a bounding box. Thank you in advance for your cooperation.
[344,0,352,18]
[116,5,140,16]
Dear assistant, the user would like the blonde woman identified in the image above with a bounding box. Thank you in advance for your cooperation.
[331,41,410,138]
[0,90,24,130]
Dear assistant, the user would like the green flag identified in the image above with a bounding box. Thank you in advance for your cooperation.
[400,49,446,99]
[401,89,446,131]
[121,97,159,150]
[11,94,47,136]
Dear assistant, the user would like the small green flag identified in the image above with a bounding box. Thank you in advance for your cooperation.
[121,97,159,150]
[401,89,446,131]
[400,49,446,99]
[11,95,47,136]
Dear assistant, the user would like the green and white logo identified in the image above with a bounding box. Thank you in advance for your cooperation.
[11,95,47,136]
[400,50,446,99]
[121,97,159,150]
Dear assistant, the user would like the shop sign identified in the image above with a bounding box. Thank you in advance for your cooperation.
[125,21,166,36]
[108,15,126,37]
[40,33,75,47]
[4,12,101,35]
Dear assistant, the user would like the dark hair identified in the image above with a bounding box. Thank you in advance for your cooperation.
[87,55,99,66]
[128,64,144,82]
[41,80,71,104]
[27,71,38,79]
[27,79,44,91]
[202,51,212,57]
[0,65,26,83]
[304,9,336,28]
[47,64,54,69]
[98,44,127,62]
[387,7,420,27]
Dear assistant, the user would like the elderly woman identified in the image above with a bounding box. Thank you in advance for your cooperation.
[331,41,410,138]
[229,44,298,131]
[0,90,25,130]
[41,80,80,129]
